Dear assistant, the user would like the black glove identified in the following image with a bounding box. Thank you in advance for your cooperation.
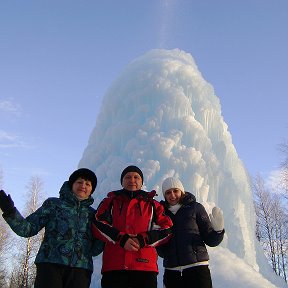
[118,234,130,248]
[135,234,146,248]
[0,190,16,215]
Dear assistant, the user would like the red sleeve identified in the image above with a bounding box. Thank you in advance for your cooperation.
[143,200,173,247]
[92,196,121,244]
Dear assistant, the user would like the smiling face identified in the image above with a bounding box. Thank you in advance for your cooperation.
[164,188,183,206]
[122,172,142,191]
[72,177,93,200]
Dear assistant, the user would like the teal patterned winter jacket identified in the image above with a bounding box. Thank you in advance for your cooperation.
[3,181,104,271]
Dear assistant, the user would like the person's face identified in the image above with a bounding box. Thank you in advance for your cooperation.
[72,177,93,200]
[122,172,142,191]
[164,188,183,206]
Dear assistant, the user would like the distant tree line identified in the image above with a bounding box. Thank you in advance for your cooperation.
[253,140,288,283]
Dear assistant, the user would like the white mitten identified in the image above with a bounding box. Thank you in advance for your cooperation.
[209,206,224,232]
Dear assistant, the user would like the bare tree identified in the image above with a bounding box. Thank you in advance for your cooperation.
[0,167,12,288]
[279,141,288,169]
[11,176,45,288]
[253,173,288,282]
[253,174,277,270]
[0,218,10,287]
[271,193,288,281]
[278,141,288,194]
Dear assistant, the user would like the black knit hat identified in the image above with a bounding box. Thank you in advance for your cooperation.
[120,165,144,185]
[68,168,97,193]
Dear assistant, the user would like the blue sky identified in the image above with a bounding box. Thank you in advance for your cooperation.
[0,1,287,208]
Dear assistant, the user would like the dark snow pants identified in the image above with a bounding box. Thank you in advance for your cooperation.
[34,263,92,288]
[163,265,212,288]
[101,270,157,288]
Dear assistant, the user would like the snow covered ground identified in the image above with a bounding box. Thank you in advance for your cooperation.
[91,247,287,288]
[208,247,286,288]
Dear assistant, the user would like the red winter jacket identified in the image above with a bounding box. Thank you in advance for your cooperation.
[92,189,173,273]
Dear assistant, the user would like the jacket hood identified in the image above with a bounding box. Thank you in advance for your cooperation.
[59,181,94,206]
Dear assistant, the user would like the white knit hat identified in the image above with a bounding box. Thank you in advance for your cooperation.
[162,177,185,196]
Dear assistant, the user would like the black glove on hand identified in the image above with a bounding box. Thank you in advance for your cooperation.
[135,234,146,248]
[119,234,130,248]
[0,190,16,215]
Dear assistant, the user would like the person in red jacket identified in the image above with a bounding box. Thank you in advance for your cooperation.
[92,165,173,288]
